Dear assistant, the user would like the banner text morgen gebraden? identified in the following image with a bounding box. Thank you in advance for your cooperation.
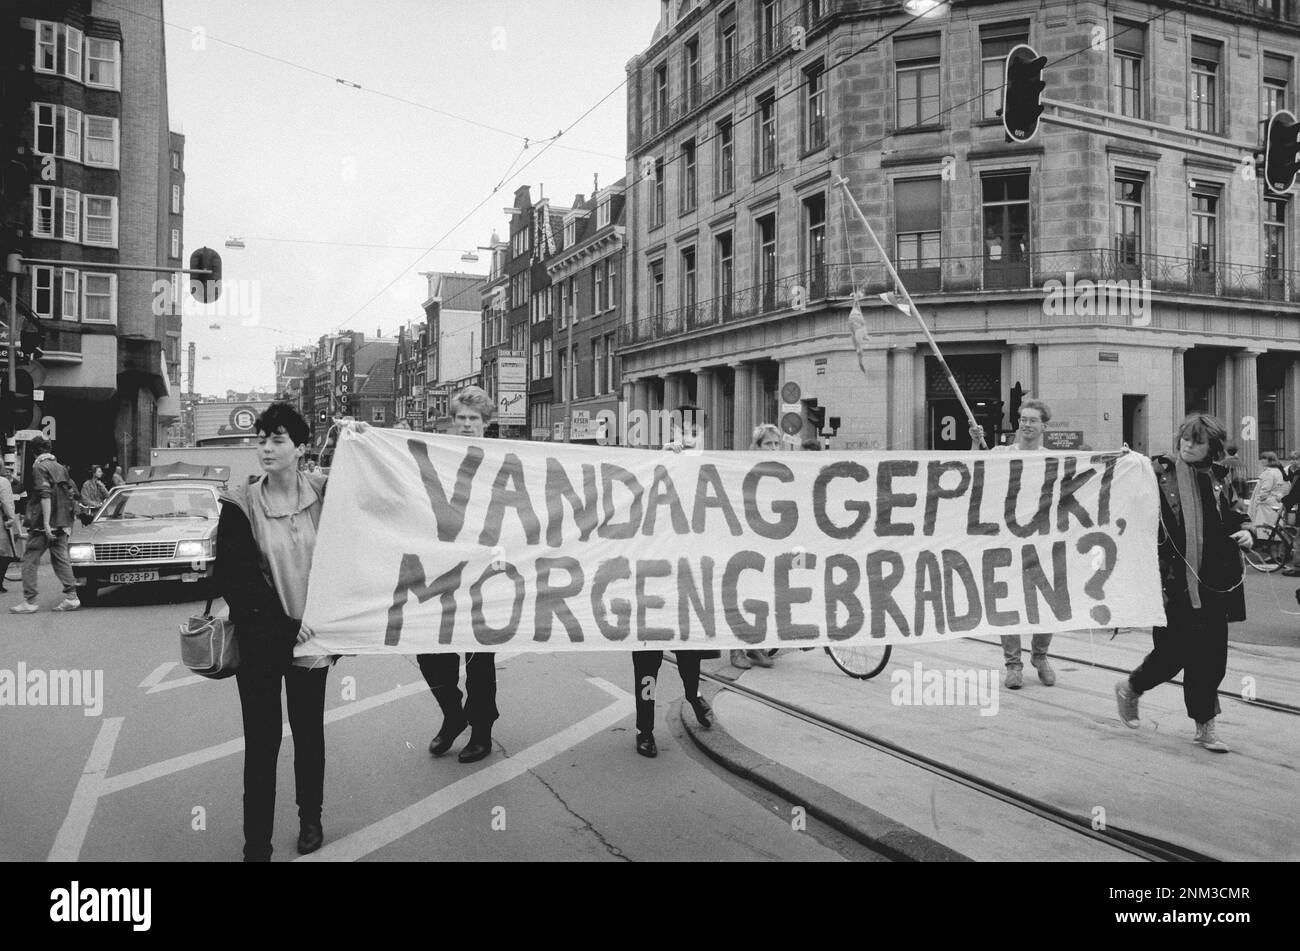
[299,429,1164,655]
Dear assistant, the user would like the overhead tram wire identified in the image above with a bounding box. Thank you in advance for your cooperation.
[92,0,624,161]
[329,79,630,332]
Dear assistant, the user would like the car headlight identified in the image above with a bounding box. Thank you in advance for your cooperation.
[70,544,95,562]
[176,540,209,559]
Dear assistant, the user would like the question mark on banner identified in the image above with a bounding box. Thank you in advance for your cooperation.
[1077,531,1118,625]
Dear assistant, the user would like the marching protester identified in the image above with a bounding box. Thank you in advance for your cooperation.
[1115,413,1252,753]
[728,423,784,671]
[9,435,80,615]
[79,465,110,524]
[633,403,714,758]
[417,385,500,764]
[1248,450,1287,533]
[0,460,17,594]
[215,402,337,860]
[969,398,1057,689]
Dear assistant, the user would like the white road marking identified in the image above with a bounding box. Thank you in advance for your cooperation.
[47,717,124,862]
[139,663,176,690]
[139,661,211,694]
[297,677,632,862]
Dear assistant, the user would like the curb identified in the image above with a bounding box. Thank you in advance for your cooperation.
[680,681,970,862]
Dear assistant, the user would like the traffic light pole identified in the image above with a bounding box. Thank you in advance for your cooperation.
[1039,99,1258,166]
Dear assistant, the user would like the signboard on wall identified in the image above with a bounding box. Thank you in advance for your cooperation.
[1044,430,1085,450]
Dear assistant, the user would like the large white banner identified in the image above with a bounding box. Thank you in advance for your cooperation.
[299,429,1164,655]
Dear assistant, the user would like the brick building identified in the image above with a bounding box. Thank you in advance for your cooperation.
[620,0,1300,469]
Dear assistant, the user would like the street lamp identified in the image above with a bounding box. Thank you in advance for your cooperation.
[224,237,245,249]
[901,0,948,16]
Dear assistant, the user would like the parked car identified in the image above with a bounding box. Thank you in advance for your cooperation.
[68,463,229,604]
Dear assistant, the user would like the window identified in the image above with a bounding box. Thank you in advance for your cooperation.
[34,104,55,155]
[83,195,118,247]
[32,267,54,318]
[35,21,57,73]
[896,34,941,127]
[372,406,386,424]
[172,151,181,171]
[558,348,569,401]
[1264,54,1290,118]
[757,92,777,176]
[894,179,940,290]
[684,38,701,110]
[757,214,777,309]
[543,336,553,378]
[982,172,1030,288]
[604,332,616,394]
[1114,175,1144,266]
[718,5,737,85]
[85,116,117,167]
[681,139,697,211]
[61,187,80,242]
[169,228,179,260]
[981,24,1029,119]
[1112,21,1145,118]
[607,256,618,310]
[654,63,669,132]
[63,26,82,81]
[571,345,579,399]
[85,37,120,89]
[595,336,605,395]
[804,62,827,151]
[545,282,555,321]
[652,158,665,227]
[33,186,55,237]
[804,0,824,23]
[650,260,665,317]
[1265,198,1287,298]
[1191,185,1219,290]
[804,193,827,295]
[564,219,576,247]
[172,184,182,215]
[595,262,604,311]
[532,338,542,378]
[62,268,78,321]
[681,247,698,311]
[597,198,611,228]
[82,273,117,324]
[715,231,734,318]
[716,117,734,195]
[560,280,571,325]
[1190,39,1221,134]
[758,0,779,60]
[62,107,82,161]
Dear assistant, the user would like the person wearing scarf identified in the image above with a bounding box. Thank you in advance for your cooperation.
[1115,414,1252,753]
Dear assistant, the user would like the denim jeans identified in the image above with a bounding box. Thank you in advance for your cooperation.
[21,528,77,602]
[1001,633,1052,669]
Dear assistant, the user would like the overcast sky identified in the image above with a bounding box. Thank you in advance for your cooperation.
[164,0,659,395]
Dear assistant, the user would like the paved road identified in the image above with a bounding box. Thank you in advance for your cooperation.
[0,570,876,862]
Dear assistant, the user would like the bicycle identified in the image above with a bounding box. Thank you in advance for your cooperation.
[764,642,893,680]
[1244,505,1298,573]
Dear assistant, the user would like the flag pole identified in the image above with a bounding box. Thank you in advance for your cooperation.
[833,175,988,450]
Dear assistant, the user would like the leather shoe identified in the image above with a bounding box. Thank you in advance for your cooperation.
[636,732,658,758]
[428,717,467,757]
[458,735,493,763]
[687,695,713,729]
[296,821,323,855]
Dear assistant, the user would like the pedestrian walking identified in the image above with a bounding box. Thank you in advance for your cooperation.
[79,465,110,524]
[969,398,1057,689]
[215,402,336,860]
[729,423,783,671]
[418,386,500,764]
[633,404,714,758]
[1248,451,1286,532]
[1222,445,1246,499]
[0,460,18,593]
[9,435,80,614]
[1115,413,1252,753]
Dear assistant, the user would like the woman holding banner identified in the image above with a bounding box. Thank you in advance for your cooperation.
[0,460,17,593]
[1115,413,1252,753]
[216,402,336,860]
[418,386,500,765]
[633,404,715,758]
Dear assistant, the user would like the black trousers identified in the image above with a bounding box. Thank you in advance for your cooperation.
[235,664,328,862]
[632,650,702,734]
[417,652,498,734]
[1129,594,1228,724]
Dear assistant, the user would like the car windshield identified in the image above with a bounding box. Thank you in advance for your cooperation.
[99,486,219,521]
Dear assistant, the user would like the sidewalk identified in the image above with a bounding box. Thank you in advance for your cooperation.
[683,628,1300,862]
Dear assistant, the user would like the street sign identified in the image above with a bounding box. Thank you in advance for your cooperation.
[781,381,801,404]
[780,412,804,436]
[32,389,44,401]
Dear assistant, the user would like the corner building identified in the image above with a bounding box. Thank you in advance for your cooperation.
[621,0,1300,470]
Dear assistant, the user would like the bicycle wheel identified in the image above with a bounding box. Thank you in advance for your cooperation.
[824,643,892,680]
[1245,526,1292,572]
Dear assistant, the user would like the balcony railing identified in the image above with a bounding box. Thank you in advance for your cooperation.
[619,248,1300,347]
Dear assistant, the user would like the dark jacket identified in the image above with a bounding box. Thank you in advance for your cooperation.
[215,486,301,674]
[1151,453,1248,622]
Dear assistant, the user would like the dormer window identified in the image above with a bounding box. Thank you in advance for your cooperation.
[597,199,611,228]
[564,219,576,246]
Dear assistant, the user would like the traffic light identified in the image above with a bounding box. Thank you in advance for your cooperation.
[189,246,222,302]
[1264,110,1300,195]
[1002,44,1048,143]
[318,409,328,424]
[2,368,35,431]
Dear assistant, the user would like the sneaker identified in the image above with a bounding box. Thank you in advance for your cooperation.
[9,601,39,614]
[1193,719,1230,753]
[1115,679,1141,728]
[747,650,774,668]
[729,650,752,670]
[1005,667,1023,689]
[53,598,81,612]
[1032,657,1057,686]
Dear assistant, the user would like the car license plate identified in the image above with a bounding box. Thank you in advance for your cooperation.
[109,570,160,584]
